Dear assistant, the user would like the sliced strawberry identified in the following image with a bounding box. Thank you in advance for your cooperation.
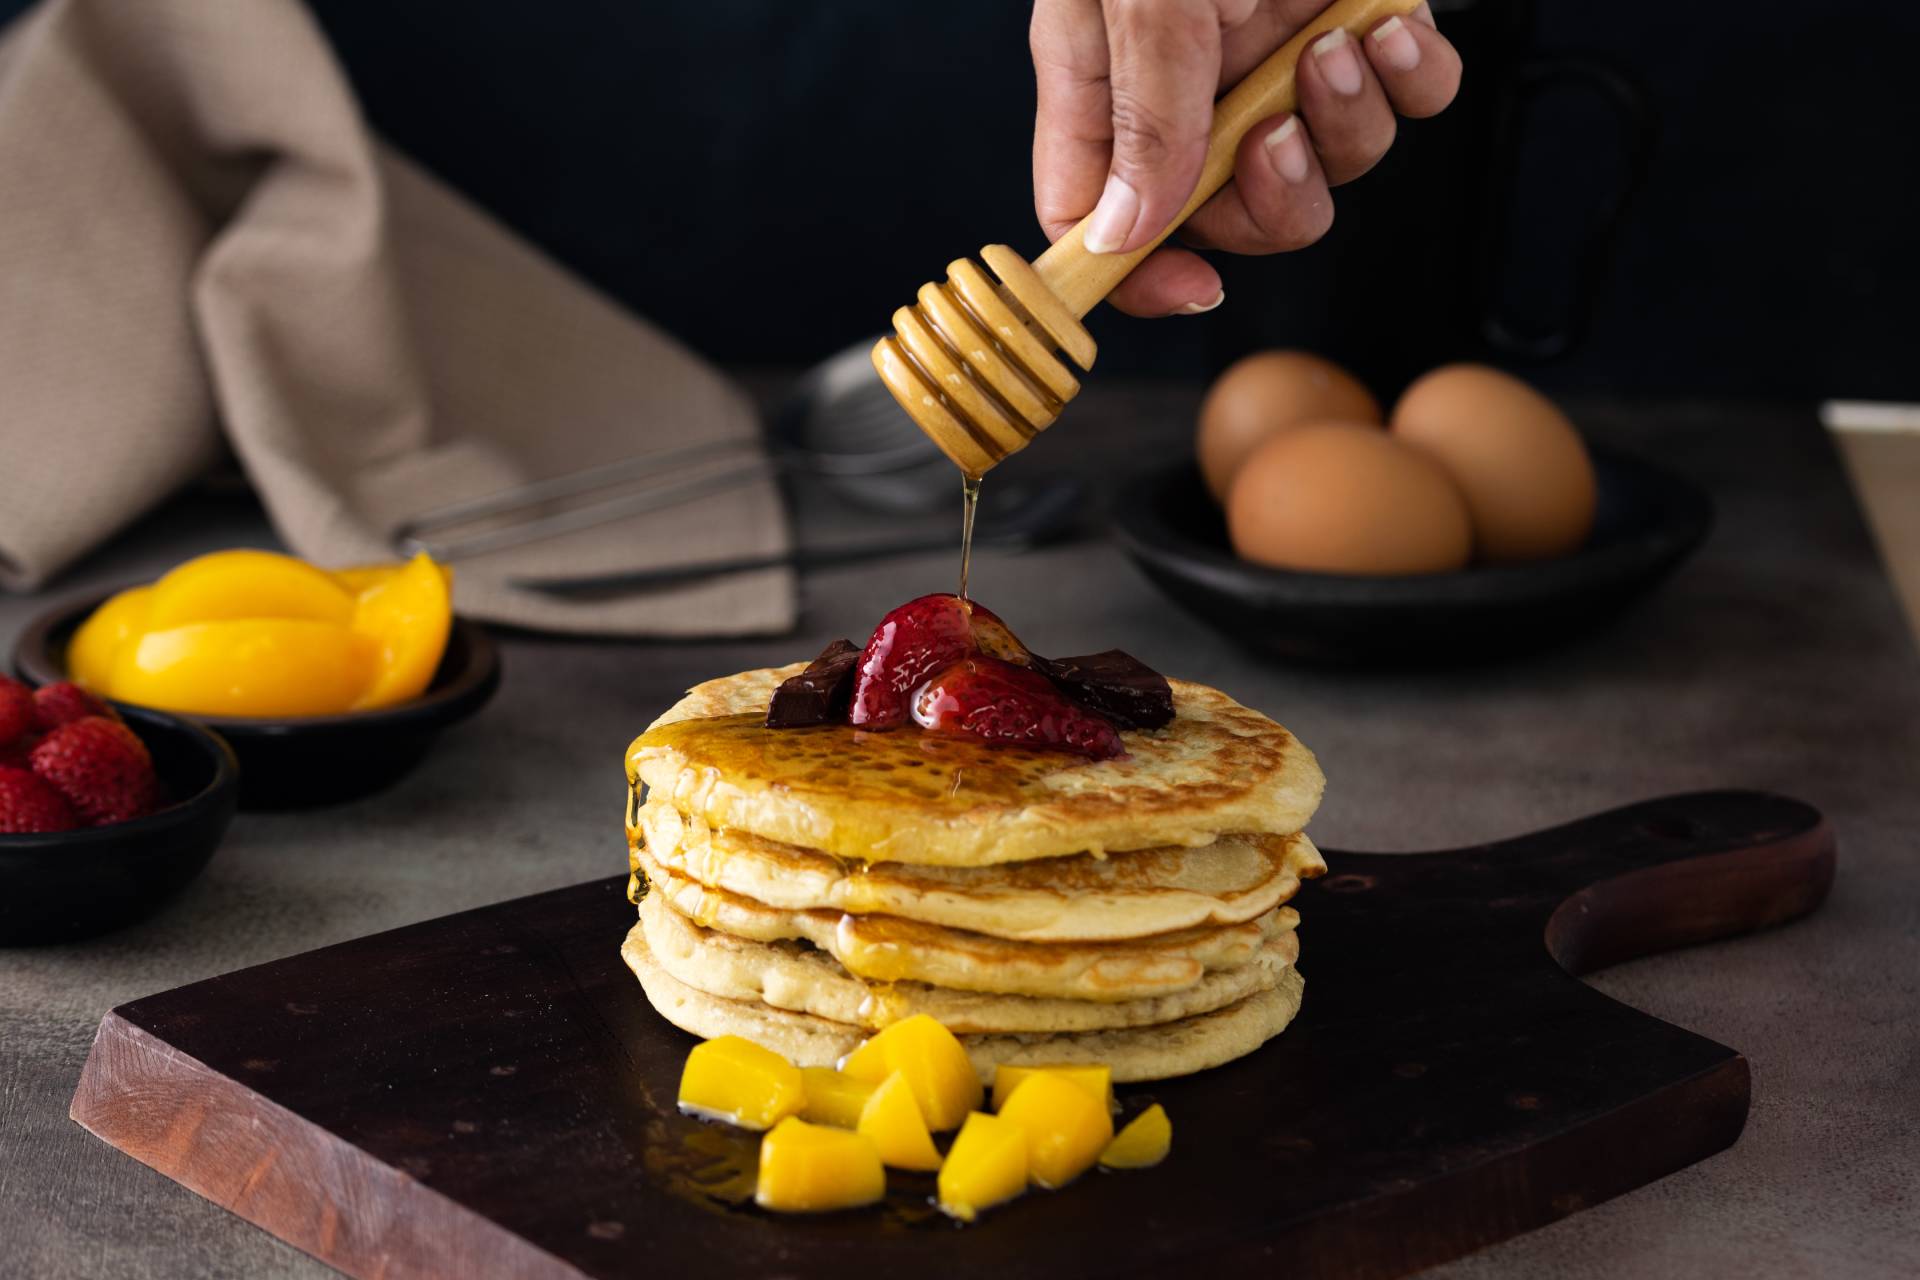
[31,681,119,733]
[849,594,975,727]
[911,657,1125,760]
[0,764,79,833]
[849,595,1044,727]
[964,600,1031,664]
[29,716,160,827]
[0,677,33,749]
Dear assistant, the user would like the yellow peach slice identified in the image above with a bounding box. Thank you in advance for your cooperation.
[677,1035,804,1131]
[146,550,355,629]
[837,1014,981,1132]
[937,1112,1028,1222]
[990,1064,1113,1113]
[109,619,375,718]
[856,1072,943,1172]
[350,553,452,711]
[996,1070,1114,1189]
[755,1117,886,1213]
[333,561,456,594]
[1099,1103,1172,1169]
[799,1067,875,1130]
[68,586,152,692]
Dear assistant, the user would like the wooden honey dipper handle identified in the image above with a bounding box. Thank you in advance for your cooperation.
[1034,0,1423,318]
[873,0,1422,475]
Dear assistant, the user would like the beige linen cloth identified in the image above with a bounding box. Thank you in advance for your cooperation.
[0,0,796,635]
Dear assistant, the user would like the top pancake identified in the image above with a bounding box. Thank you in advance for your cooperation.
[629,664,1323,866]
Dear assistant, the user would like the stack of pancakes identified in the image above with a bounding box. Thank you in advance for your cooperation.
[622,664,1325,1081]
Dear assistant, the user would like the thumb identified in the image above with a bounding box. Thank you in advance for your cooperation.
[1082,0,1222,255]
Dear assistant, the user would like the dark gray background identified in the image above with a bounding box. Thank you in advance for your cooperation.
[2,0,1913,397]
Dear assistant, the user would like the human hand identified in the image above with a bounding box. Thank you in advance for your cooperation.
[1031,0,1462,316]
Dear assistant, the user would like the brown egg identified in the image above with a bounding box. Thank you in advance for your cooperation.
[1197,351,1381,501]
[1390,364,1597,563]
[1226,423,1473,575]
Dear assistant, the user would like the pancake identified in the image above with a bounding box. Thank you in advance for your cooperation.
[636,892,1300,1034]
[628,665,1324,866]
[632,798,1324,943]
[636,846,1292,1002]
[623,920,1306,1083]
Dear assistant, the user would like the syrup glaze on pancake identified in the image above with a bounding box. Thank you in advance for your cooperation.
[636,891,1299,1034]
[631,799,1323,943]
[635,846,1291,1002]
[623,920,1306,1083]
[629,665,1323,866]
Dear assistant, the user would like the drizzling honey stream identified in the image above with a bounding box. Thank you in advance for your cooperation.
[958,474,982,601]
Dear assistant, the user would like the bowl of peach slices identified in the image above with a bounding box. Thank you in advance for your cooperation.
[13,550,499,808]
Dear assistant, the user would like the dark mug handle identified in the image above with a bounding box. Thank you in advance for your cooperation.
[1480,55,1655,362]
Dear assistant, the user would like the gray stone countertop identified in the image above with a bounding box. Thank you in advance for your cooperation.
[1,383,1915,1278]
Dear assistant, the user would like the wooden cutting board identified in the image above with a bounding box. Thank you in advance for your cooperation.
[70,790,1834,1280]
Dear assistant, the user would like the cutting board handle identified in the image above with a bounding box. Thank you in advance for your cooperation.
[1530,791,1836,974]
[1318,791,1835,978]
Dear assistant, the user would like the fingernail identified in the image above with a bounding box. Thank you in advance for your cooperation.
[1082,173,1141,254]
[1263,116,1311,183]
[1371,16,1422,72]
[1412,2,1437,28]
[1313,28,1365,96]
[1176,291,1225,316]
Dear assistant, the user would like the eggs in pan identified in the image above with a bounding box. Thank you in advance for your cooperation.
[1199,354,1597,575]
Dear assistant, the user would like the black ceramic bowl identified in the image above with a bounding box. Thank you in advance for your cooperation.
[0,705,239,945]
[14,596,501,809]
[1113,447,1713,665]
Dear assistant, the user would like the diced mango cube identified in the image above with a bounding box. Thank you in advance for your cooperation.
[800,1067,876,1129]
[1099,1103,1171,1169]
[936,1111,1028,1223]
[991,1064,1113,1112]
[677,1035,804,1130]
[146,549,356,629]
[856,1072,943,1171]
[838,1033,888,1082]
[836,1014,981,1131]
[754,1117,886,1213]
[996,1070,1114,1189]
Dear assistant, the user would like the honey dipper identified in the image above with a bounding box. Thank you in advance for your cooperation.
[871,0,1421,476]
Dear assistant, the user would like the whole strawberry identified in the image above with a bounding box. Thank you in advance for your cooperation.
[0,676,33,749]
[32,681,119,733]
[30,716,160,826]
[0,765,79,833]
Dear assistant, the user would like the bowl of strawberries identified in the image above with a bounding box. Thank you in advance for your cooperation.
[0,675,239,945]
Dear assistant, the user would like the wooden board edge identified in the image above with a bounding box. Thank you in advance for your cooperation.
[1252,1053,1752,1280]
[69,1009,583,1280]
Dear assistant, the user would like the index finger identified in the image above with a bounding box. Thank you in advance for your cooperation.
[1084,0,1223,254]
[1031,0,1117,240]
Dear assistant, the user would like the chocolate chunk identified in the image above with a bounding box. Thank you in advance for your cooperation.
[766,639,860,727]
[1033,650,1175,730]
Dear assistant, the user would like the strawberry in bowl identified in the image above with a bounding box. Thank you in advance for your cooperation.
[0,675,238,945]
